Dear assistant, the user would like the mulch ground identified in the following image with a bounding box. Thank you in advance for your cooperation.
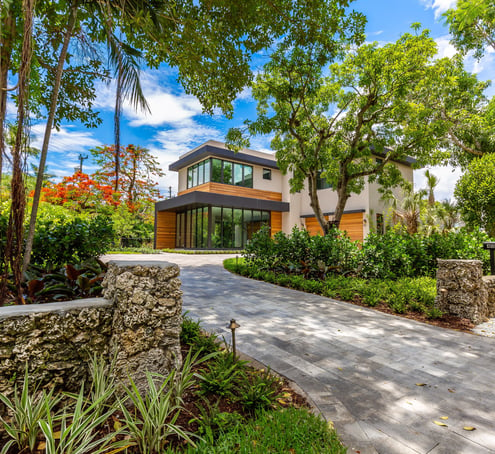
[346,296,475,333]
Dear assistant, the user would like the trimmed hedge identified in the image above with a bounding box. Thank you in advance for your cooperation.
[224,258,439,318]
[244,226,491,280]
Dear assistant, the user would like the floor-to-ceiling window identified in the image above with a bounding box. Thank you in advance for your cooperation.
[174,206,270,249]
[187,158,252,189]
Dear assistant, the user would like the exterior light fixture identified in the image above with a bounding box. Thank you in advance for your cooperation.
[228,319,240,359]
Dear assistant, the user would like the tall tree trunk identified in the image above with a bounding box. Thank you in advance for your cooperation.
[0,0,34,305]
[333,180,350,232]
[307,171,330,235]
[22,0,78,275]
[0,9,15,189]
[114,55,123,192]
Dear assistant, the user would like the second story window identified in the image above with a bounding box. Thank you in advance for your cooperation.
[316,170,332,190]
[263,168,272,180]
[187,158,253,189]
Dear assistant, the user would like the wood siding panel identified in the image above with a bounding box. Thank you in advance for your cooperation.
[304,212,364,242]
[179,182,282,201]
[155,211,176,249]
[271,212,282,237]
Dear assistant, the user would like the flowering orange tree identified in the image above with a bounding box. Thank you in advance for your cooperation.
[34,171,120,212]
[90,144,164,215]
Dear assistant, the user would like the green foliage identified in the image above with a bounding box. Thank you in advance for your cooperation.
[119,369,196,453]
[241,225,491,282]
[187,407,346,454]
[198,352,248,398]
[181,313,221,355]
[226,256,439,317]
[31,215,114,269]
[0,367,61,454]
[23,259,108,303]
[244,226,358,278]
[455,153,495,237]
[238,368,282,413]
[444,0,495,58]
[229,26,485,230]
[39,383,126,454]
[190,399,245,444]
[361,229,491,278]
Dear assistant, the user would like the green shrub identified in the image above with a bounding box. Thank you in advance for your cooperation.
[244,226,359,278]
[31,215,114,269]
[360,229,491,279]
[181,314,220,355]
[198,353,247,398]
[238,368,282,413]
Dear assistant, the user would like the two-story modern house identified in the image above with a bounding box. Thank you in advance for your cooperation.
[154,140,413,249]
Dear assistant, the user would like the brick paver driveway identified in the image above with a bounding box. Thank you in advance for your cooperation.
[105,253,495,454]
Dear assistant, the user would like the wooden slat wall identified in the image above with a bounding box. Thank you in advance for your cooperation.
[155,211,177,249]
[304,212,364,242]
[271,212,282,237]
[179,182,282,201]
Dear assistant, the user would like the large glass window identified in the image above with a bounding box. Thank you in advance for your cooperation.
[243,166,253,187]
[223,161,233,185]
[234,163,243,186]
[222,208,233,248]
[204,160,211,184]
[186,158,252,189]
[176,206,269,249]
[212,159,222,183]
[192,164,198,188]
[233,209,243,247]
[211,207,222,248]
[198,161,204,186]
[187,168,193,189]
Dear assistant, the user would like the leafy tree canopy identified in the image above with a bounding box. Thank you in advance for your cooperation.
[444,0,495,58]
[228,27,487,233]
[454,153,495,237]
[90,144,164,216]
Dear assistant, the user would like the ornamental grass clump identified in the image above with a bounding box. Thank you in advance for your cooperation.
[0,368,61,454]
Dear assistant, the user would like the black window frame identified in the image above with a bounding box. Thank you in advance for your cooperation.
[186,158,253,189]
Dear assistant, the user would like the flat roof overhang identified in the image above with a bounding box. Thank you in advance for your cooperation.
[169,144,279,171]
[156,191,290,213]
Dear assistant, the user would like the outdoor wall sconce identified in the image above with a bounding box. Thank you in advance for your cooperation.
[228,318,240,359]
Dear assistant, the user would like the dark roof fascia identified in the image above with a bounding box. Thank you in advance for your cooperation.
[156,191,290,213]
[169,144,279,171]
[373,146,416,167]
[299,209,365,219]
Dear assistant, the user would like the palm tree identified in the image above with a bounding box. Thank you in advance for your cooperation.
[22,0,154,273]
[424,169,439,206]
[383,183,427,234]
[437,199,460,233]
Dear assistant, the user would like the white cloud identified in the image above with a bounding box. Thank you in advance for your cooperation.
[435,36,458,58]
[125,92,202,127]
[151,122,224,195]
[368,30,384,37]
[28,124,102,178]
[93,69,205,127]
[420,0,457,19]
[414,165,463,202]
[31,124,102,154]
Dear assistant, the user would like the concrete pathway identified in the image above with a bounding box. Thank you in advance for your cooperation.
[105,253,495,454]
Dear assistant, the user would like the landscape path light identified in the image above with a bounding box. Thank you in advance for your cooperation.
[228,318,240,359]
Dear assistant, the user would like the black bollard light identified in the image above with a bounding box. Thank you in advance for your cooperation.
[228,319,240,359]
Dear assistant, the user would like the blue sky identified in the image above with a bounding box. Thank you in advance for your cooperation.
[27,0,494,201]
